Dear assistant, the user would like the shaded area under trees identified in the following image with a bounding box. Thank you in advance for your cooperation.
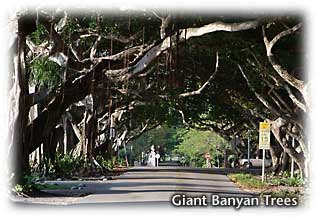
[7,9,308,185]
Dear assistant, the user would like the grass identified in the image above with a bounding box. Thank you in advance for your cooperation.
[14,182,71,194]
[13,173,72,194]
[261,189,301,198]
[228,173,305,189]
[228,173,305,203]
[228,173,267,189]
[34,183,71,190]
[268,176,304,187]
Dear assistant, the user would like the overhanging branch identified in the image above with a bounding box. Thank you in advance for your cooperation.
[179,52,219,98]
[105,20,260,81]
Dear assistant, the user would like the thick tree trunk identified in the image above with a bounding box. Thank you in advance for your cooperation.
[106,141,114,160]
[271,117,306,177]
[269,143,283,174]
[8,18,30,184]
[280,152,289,174]
[81,94,98,165]
[25,69,92,155]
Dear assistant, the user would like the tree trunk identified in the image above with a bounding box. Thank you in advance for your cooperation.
[280,152,289,174]
[271,117,306,177]
[8,18,30,184]
[269,140,283,174]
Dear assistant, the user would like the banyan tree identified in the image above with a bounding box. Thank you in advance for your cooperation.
[7,8,308,184]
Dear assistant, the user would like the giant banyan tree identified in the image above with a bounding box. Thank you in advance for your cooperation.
[8,8,308,184]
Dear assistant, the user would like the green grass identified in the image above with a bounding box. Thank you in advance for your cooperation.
[13,173,71,194]
[34,183,71,190]
[228,173,266,189]
[261,189,301,198]
[229,173,305,189]
[268,177,304,187]
[14,182,70,193]
[228,173,305,202]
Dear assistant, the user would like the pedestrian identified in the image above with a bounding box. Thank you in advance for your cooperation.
[147,146,156,166]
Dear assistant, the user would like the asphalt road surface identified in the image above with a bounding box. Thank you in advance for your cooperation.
[13,167,256,206]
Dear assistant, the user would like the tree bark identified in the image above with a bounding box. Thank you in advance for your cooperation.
[8,16,31,184]
[271,117,306,177]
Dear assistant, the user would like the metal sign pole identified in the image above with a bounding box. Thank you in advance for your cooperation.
[291,137,295,178]
[247,134,250,163]
[262,148,265,182]
[259,122,270,183]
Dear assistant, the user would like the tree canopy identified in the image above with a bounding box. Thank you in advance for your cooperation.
[8,8,308,183]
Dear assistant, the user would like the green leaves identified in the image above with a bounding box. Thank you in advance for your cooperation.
[229,173,267,189]
[54,153,85,177]
[174,129,229,167]
[29,24,47,46]
[129,124,183,154]
[30,58,63,89]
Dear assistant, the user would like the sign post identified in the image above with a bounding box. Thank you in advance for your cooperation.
[259,122,271,182]
[291,138,295,178]
[155,153,160,167]
[205,153,211,168]
[247,132,250,165]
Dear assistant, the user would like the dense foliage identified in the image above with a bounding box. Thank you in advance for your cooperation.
[8,8,307,187]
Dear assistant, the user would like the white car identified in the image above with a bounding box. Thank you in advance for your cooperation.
[239,158,272,168]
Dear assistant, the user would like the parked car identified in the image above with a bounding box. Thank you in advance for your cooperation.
[239,158,272,168]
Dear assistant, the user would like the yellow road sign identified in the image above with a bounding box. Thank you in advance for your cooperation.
[259,122,270,149]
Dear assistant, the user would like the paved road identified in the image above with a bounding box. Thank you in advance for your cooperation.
[127,166,262,174]
[14,167,255,206]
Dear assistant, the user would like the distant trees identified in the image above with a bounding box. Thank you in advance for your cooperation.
[8,9,307,184]
[173,129,230,167]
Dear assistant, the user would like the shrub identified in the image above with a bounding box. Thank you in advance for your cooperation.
[13,174,41,193]
[96,155,115,170]
[30,58,63,89]
[54,153,85,177]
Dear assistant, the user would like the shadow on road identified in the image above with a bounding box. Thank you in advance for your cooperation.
[12,167,256,205]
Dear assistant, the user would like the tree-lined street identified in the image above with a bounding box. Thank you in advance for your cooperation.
[8,8,308,205]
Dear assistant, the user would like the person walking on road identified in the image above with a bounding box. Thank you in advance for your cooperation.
[147,145,156,166]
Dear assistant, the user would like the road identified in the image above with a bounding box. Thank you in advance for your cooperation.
[13,167,256,206]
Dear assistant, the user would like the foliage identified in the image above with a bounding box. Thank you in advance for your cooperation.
[128,124,184,160]
[229,173,305,197]
[29,58,63,89]
[228,173,266,189]
[268,176,304,187]
[13,173,70,193]
[96,155,115,170]
[17,10,305,182]
[13,173,41,193]
[29,24,47,45]
[261,189,301,199]
[54,153,85,177]
[116,158,127,167]
[173,128,229,167]
[128,124,229,167]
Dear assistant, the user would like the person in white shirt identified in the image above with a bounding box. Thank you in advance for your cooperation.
[147,145,156,167]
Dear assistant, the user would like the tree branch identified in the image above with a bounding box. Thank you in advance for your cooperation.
[238,64,281,116]
[262,24,305,99]
[79,31,140,44]
[284,85,306,112]
[179,52,219,98]
[106,20,260,81]
[125,121,160,144]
